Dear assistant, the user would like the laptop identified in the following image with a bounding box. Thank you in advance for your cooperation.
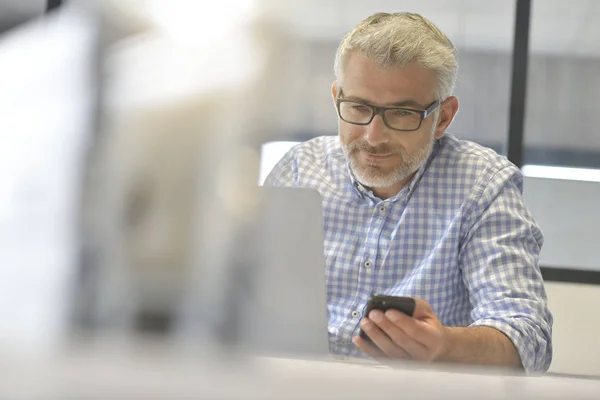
[234,186,330,358]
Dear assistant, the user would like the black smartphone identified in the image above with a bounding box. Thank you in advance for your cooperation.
[358,294,416,345]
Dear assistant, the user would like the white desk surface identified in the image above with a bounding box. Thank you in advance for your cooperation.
[2,343,600,399]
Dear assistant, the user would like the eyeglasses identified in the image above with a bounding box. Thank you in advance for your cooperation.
[336,97,440,132]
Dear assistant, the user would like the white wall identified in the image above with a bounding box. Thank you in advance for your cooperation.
[545,282,600,376]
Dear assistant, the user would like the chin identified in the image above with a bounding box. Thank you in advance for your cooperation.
[354,166,400,188]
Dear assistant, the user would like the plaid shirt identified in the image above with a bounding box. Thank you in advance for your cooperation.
[264,133,552,373]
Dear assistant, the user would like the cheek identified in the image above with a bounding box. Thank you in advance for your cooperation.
[339,122,363,145]
[388,129,429,154]
[401,130,432,154]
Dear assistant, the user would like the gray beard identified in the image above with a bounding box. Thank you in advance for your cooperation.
[342,134,435,188]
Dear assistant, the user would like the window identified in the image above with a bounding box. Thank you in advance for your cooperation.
[524,0,600,169]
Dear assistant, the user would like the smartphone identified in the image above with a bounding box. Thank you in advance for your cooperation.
[358,294,416,345]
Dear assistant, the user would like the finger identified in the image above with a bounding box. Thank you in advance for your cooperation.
[370,310,429,360]
[352,336,386,359]
[385,309,441,349]
[360,317,411,359]
[412,298,434,318]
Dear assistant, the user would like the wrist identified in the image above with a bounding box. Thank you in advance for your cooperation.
[437,325,454,362]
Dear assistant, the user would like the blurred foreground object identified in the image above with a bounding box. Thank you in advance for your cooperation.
[0,3,97,356]
[74,0,311,353]
[0,0,306,356]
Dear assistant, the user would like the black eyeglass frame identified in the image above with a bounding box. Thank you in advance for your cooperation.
[335,97,441,132]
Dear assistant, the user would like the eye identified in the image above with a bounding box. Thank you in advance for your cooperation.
[350,105,370,112]
[391,109,414,117]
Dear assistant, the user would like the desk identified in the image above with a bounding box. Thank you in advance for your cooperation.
[2,345,599,399]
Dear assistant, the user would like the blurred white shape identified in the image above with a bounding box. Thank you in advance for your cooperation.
[258,141,300,184]
[87,0,274,343]
[106,0,262,112]
[522,164,600,183]
[0,6,95,354]
[144,0,256,45]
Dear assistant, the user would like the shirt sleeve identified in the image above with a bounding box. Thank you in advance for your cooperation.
[263,148,297,187]
[458,165,553,374]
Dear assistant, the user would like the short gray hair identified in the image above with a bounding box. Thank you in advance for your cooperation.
[334,12,458,100]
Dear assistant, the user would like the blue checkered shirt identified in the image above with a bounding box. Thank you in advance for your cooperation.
[264,133,552,373]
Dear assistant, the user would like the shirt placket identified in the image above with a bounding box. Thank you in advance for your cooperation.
[339,199,391,349]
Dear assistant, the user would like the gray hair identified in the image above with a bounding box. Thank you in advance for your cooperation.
[334,12,458,100]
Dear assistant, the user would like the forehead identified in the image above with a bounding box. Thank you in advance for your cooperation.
[341,52,437,105]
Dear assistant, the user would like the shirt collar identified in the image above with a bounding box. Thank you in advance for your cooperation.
[347,165,367,199]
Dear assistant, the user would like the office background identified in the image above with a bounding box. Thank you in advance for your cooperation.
[2,0,599,377]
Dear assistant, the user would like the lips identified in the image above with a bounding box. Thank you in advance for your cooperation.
[365,153,392,158]
[362,151,394,161]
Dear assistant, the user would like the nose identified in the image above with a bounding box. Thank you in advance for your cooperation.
[364,114,389,147]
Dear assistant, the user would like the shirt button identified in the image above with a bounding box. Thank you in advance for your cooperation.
[378,205,385,212]
[351,310,360,318]
[364,260,372,269]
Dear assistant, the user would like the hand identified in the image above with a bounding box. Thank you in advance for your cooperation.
[352,298,449,362]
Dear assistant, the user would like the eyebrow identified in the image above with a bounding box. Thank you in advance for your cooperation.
[342,94,427,109]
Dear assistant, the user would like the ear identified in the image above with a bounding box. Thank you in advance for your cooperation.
[331,81,339,104]
[434,96,459,139]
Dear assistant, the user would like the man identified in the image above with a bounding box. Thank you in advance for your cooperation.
[265,12,552,373]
